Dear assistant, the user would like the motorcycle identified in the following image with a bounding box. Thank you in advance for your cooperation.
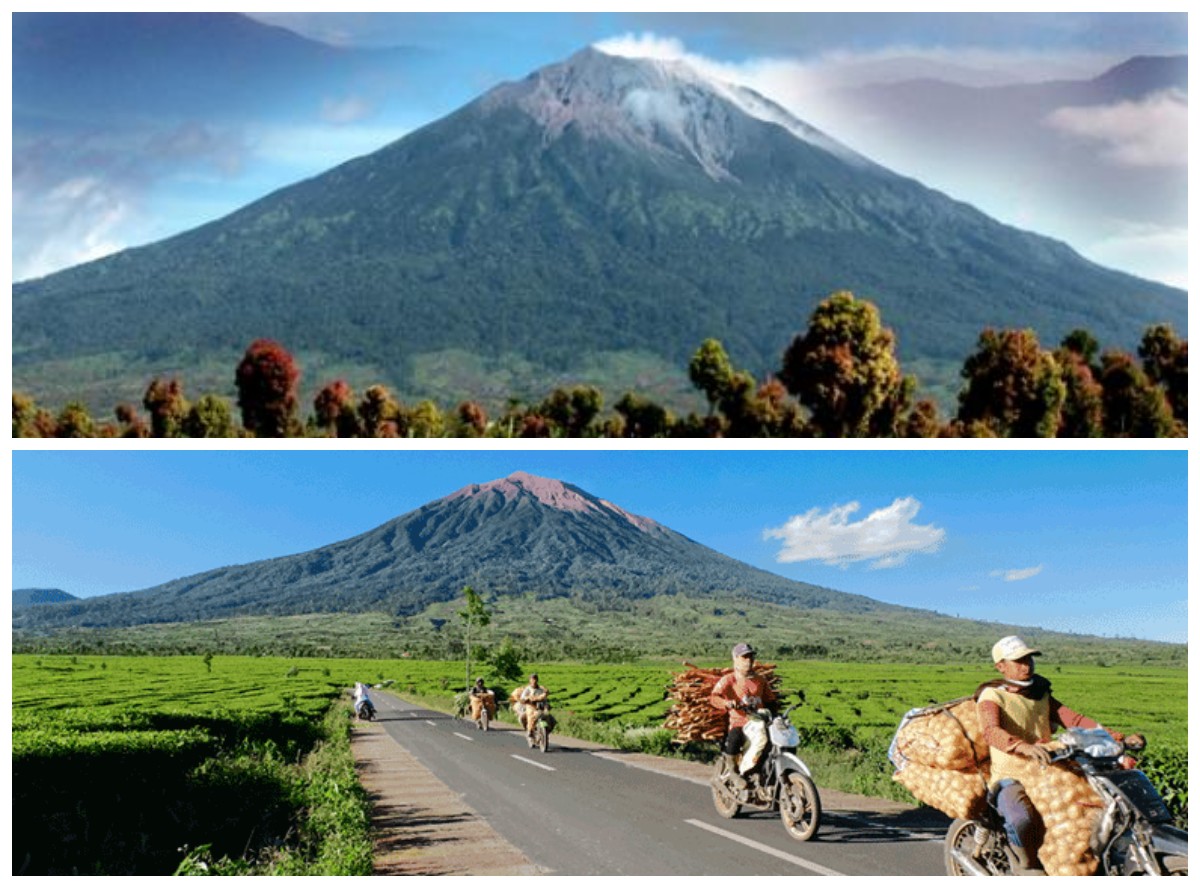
[710,702,822,841]
[526,699,555,753]
[470,690,497,731]
[355,697,376,721]
[945,728,1187,876]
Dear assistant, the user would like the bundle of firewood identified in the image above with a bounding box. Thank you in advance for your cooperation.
[662,661,781,744]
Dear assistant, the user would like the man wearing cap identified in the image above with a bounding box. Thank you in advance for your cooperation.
[976,635,1127,875]
[517,673,549,741]
[710,642,769,785]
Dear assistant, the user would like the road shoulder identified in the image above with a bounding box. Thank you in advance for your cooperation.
[351,720,544,875]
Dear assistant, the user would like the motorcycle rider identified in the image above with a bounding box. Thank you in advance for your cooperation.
[976,635,1134,876]
[353,681,374,718]
[469,677,494,723]
[517,673,549,741]
[710,642,769,788]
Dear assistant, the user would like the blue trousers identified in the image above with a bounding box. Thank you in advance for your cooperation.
[991,779,1045,863]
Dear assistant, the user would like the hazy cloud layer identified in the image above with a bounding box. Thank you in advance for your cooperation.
[12,124,250,282]
[1044,90,1187,168]
[764,497,945,569]
[13,14,1187,287]
[596,30,1187,288]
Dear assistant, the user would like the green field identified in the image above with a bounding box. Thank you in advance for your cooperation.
[12,654,1187,874]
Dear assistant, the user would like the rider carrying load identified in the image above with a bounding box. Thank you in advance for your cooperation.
[710,642,768,787]
[469,677,495,723]
[976,635,1132,876]
[517,673,549,741]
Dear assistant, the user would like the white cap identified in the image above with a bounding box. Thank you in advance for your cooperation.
[992,635,1042,663]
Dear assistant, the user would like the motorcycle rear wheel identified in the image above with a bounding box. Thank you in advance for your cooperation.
[780,771,821,841]
[944,818,1011,876]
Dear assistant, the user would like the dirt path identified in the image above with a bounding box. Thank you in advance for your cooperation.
[350,720,543,875]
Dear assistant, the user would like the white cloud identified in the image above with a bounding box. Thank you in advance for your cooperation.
[990,565,1044,582]
[13,176,132,281]
[763,497,945,569]
[1084,223,1189,290]
[321,96,376,125]
[1044,90,1187,169]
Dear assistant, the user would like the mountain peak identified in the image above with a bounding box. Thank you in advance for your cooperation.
[479,44,866,179]
[445,471,660,532]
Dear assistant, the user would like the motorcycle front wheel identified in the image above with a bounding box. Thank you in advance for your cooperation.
[711,761,742,819]
[780,771,821,841]
[535,724,549,753]
[1159,855,1187,876]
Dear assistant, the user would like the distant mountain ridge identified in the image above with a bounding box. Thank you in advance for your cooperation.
[13,12,418,121]
[12,44,1186,412]
[13,471,906,632]
[13,588,79,610]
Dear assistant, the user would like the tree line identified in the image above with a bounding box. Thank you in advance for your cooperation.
[13,291,1187,438]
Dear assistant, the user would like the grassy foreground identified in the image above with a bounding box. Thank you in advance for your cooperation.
[12,655,374,875]
[12,653,1187,874]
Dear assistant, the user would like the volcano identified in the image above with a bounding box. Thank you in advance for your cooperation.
[13,44,1186,412]
[13,471,906,632]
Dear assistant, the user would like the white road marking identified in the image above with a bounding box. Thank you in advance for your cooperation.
[512,754,557,772]
[589,751,711,787]
[685,819,845,877]
[453,732,475,742]
[425,720,438,727]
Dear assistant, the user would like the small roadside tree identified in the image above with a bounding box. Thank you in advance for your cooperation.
[458,586,491,691]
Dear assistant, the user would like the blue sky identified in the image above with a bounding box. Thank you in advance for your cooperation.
[10,448,1187,644]
[11,10,1187,287]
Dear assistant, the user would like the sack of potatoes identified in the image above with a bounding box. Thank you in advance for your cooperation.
[892,697,989,770]
[1004,754,1104,876]
[892,759,991,821]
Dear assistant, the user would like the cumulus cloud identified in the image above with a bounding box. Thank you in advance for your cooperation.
[763,497,945,569]
[1044,90,1187,168]
[990,566,1044,582]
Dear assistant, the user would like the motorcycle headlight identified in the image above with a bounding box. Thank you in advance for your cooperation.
[769,719,800,748]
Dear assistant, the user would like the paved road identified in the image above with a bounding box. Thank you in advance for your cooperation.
[369,691,950,877]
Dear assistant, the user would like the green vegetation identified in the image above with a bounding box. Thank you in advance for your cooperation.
[12,655,373,876]
[15,595,1187,670]
[13,295,1187,438]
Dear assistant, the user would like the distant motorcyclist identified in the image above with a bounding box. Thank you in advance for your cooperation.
[469,677,495,723]
[517,673,549,741]
[710,642,769,786]
[353,681,375,719]
[976,636,1135,875]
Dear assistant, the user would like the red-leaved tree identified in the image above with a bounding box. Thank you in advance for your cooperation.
[235,339,300,437]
